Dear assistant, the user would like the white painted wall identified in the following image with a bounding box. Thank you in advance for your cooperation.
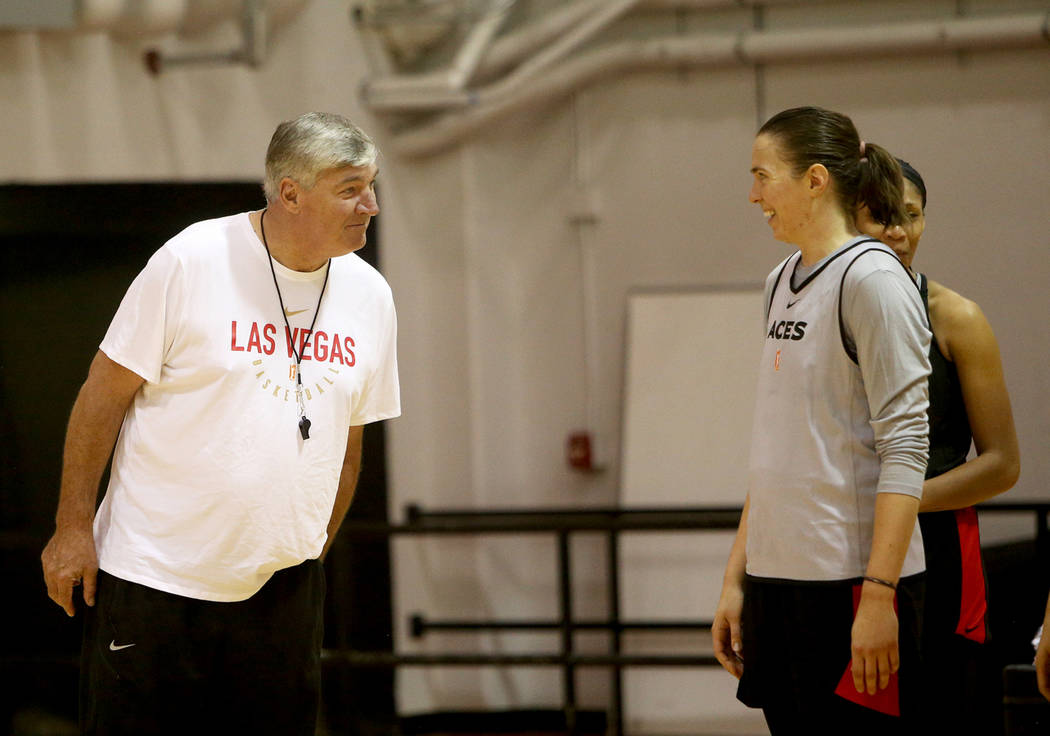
[383,9,1050,730]
[3,1,1048,733]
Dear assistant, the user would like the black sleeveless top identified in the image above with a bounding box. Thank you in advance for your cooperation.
[921,274,972,478]
[917,273,988,645]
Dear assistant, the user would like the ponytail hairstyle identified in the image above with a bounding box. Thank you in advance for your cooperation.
[757,106,907,227]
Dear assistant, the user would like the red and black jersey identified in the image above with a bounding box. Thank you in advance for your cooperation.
[917,273,987,645]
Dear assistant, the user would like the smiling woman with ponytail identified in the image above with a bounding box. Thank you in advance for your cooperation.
[712,106,932,736]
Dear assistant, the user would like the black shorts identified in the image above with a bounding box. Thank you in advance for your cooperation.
[736,573,925,736]
[80,559,325,736]
[918,508,999,731]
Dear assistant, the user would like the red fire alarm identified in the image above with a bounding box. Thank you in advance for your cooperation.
[567,431,594,471]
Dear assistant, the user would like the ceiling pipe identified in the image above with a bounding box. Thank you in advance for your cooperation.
[448,0,515,88]
[361,0,834,93]
[386,11,1050,158]
[741,11,1050,60]
[477,0,840,79]
[492,0,640,92]
[358,0,517,112]
[469,0,611,81]
[375,8,1049,115]
[362,0,640,113]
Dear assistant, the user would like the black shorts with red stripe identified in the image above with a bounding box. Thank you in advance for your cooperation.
[736,573,926,736]
[918,507,999,733]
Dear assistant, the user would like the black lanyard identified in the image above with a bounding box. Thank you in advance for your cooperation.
[259,209,330,440]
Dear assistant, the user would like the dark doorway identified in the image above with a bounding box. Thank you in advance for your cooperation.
[0,183,394,734]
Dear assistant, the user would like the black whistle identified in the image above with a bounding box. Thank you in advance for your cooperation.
[298,415,312,440]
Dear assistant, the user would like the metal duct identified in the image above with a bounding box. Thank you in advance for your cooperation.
[356,0,837,95]
[363,0,641,111]
[383,11,1050,157]
[472,0,837,81]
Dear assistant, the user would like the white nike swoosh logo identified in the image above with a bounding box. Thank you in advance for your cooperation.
[285,308,310,317]
[109,640,136,651]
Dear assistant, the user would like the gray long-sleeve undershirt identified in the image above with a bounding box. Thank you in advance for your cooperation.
[793,252,931,499]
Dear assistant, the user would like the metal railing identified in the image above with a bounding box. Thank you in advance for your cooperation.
[328,502,1050,735]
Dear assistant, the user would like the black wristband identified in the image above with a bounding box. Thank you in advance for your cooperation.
[862,575,897,591]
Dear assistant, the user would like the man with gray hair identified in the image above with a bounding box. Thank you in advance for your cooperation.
[40,112,400,734]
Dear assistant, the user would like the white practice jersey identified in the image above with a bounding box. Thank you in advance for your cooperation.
[746,237,931,581]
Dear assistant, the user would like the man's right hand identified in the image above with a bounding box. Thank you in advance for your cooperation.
[42,525,98,617]
[40,351,143,617]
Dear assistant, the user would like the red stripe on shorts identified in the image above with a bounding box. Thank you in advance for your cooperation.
[954,506,987,644]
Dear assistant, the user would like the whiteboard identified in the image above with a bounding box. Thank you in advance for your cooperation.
[621,286,765,506]
[618,287,768,735]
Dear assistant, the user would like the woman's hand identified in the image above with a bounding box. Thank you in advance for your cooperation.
[713,581,745,679]
[850,583,899,694]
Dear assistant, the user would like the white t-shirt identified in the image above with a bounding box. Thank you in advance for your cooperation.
[95,212,400,601]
